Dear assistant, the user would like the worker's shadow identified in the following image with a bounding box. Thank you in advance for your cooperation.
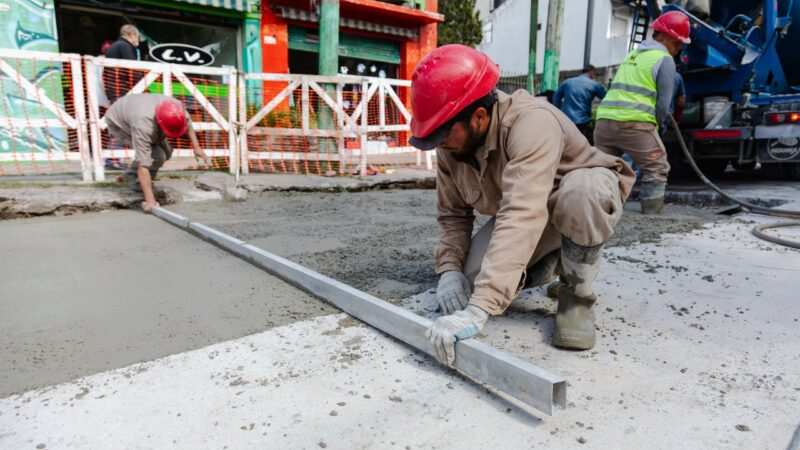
[402,286,556,424]
[500,287,558,345]
[403,349,549,426]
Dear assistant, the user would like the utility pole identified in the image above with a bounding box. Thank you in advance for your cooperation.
[527,0,539,94]
[318,0,340,76]
[541,0,564,92]
[318,0,339,154]
[583,0,595,69]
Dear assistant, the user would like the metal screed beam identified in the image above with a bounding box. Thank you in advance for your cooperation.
[153,207,567,416]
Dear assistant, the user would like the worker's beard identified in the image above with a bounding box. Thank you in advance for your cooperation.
[450,123,486,164]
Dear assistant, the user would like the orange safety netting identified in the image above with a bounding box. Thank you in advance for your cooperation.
[243,80,426,176]
[1,52,433,181]
[0,56,83,176]
[99,66,232,174]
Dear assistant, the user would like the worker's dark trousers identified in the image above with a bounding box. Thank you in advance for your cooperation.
[593,119,670,202]
[577,122,594,145]
[122,143,172,192]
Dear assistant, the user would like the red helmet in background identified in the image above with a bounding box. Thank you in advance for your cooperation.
[155,99,188,138]
[100,40,113,55]
[652,11,692,44]
[410,44,500,150]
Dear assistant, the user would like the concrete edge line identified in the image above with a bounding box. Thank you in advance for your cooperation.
[151,206,567,417]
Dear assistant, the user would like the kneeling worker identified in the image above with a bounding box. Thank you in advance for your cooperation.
[409,45,635,366]
[105,94,209,212]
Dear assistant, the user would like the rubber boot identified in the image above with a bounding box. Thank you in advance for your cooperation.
[553,287,597,350]
[523,250,560,289]
[640,182,666,215]
[546,280,563,299]
[641,197,664,214]
[552,237,602,350]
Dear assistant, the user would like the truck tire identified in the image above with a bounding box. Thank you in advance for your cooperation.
[697,159,730,178]
[667,153,695,181]
[781,163,800,181]
[763,163,800,180]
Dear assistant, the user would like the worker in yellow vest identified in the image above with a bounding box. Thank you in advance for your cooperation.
[594,11,691,214]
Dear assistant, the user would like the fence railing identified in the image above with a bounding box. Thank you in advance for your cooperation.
[241,73,431,176]
[0,48,432,181]
[0,49,91,180]
[84,56,239,181]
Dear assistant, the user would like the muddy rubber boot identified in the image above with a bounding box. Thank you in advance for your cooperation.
[523,250,560,289]
[546,280,563,299]
[641,196,665,215]
[640,182,666,215]
[553,237,602,350]
[553,287,597,350]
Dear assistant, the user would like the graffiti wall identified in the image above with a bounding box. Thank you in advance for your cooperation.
[0,0,67,155]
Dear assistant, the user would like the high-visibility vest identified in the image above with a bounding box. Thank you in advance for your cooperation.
[596,48,669,125]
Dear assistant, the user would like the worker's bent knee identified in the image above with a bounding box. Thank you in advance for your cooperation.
[551,168,622,247]
[632,147,670,184]
[150,159,165,172]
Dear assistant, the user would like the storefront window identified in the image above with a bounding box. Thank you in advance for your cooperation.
[57,5,240,68]
[136,17,238,68]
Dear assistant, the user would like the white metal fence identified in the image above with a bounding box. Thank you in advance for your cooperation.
[0,49,91,180]
[0,48,430,181]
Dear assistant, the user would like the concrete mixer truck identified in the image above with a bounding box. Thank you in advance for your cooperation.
[627,0,800,179]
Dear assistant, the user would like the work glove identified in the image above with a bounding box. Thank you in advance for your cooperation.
[426,304,489,367]
[435,271,472,314]
[141,200,160,214]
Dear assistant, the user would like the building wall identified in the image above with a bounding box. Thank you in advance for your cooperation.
[476,0,633,76]
[0,0,66,155]
[260,0,438,78]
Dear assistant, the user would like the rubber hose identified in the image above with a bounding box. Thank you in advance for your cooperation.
[666,115,800,249]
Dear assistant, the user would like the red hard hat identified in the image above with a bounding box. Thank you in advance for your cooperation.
[155,99,188,138]
[100,40,113,55]
[410,44,500,150]
[652,11,692,44]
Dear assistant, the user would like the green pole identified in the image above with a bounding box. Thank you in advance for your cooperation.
[318,0,340,76]
[542,0,564,92]
[318,0,339,155]
[527,0,539,94]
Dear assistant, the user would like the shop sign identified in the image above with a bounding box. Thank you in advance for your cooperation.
[149,43,215,66]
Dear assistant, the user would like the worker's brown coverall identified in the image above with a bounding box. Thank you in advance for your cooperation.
[435,90,636,315]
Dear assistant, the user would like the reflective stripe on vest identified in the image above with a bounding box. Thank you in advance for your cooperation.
[596,48,668,124]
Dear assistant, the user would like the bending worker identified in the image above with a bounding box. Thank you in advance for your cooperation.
[552,65,606,143]
[409,45,635,366]
[594,11,691,214]
[105,94,209,213]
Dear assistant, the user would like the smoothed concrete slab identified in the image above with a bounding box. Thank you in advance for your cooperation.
[0,210,334,396]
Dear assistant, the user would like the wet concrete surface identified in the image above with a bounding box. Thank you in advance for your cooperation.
[2,183,798,449]
[0,210,334,397]
[172,190,725,302]
[2,215,798,449]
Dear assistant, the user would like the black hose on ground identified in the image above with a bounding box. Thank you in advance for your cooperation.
[667,115,800,249]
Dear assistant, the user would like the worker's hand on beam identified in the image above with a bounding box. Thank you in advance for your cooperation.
[426,304,489,367]
[141,200,160,214]
[195,153,211,169]
[436,271,472,314]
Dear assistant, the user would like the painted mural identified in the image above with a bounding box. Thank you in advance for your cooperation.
[0,0,67,155]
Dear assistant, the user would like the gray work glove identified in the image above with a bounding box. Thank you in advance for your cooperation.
[435,271,472,314]
[426,304,489,367]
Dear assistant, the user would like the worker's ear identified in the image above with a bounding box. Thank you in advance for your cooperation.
[471,107,490,134]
